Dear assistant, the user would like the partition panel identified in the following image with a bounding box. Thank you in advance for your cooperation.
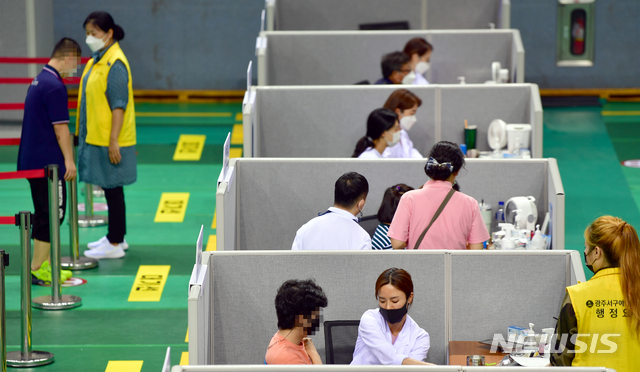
[427,32,512,84]
[449,252,568,342]
[251,84,540,158]
[262,30,520,86]
[255,86,436,158]
[268,0,507,31]
[439,86,531,152]
[230,159,553,251]
[426,0,502,29]
[274,0,423,31]
[547,159,565,251]
[209,251,447,365]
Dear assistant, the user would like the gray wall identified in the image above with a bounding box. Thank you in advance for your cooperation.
[511,0,640,89]
[1,0,636,91]
[52,0,263,90]
[0,0,54,121]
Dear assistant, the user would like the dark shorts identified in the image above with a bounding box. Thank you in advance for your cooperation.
[28,177,66,243]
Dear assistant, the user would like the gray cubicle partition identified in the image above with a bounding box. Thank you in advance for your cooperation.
[215,158,564,252]
[265,0,510,31]
[256,30,524,86]
[187,250,585,366]
[242,84,543,158]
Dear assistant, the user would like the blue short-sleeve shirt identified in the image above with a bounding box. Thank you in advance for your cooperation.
[17,65,69,175]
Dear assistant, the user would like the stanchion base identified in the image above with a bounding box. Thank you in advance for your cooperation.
[61,256,99,270]
[7,350,55,367]
[32,294,82,310]
[78,214,108,227]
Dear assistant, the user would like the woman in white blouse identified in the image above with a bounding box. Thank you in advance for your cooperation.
[352,108,400,159]
[351,268,434,365]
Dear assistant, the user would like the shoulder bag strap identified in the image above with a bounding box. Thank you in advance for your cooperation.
[413,188,456,250]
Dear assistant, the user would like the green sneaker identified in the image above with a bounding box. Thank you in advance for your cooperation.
[31,263,51,284]
[34,261,73,283]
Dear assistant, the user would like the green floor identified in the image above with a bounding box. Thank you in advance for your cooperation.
[1,100,640,370]
[0,102,241,371]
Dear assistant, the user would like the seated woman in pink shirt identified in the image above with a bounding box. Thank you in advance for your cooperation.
[265,279,328,364]
[388,141,489,250]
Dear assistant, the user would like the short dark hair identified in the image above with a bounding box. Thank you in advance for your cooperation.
[51,38,81,59]
[381,51,410,79]
[83,11,125,41]
[275,279,328,329]
[425,141,465,181]
[377,184,414,224]
[334,172,369,208]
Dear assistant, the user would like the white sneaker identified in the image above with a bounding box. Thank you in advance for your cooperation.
[87,236,129,250]
[84,242,125,259]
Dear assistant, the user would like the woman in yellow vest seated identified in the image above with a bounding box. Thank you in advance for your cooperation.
[77,11,136,259]
[550,216,640,371]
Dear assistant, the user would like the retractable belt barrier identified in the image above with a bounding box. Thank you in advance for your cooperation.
[0,136,99,270]
[0,56,87,110]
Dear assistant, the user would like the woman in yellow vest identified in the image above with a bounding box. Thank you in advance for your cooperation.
[77,11,136,259]
[550,216,640,371]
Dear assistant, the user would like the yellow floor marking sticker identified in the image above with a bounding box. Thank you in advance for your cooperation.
[173,134,206,161]
[180,352,189,365]
[154,193,190,223]
[235,112,243,121]
[206,235,217,251]
[128,265,171,302]
[601,111,640,116]
[105,361,143,372]
[230,148,242,158]
[211,211,217,229]
[231,124,243,144]
[137,112,231,117]
[185,329,189,342]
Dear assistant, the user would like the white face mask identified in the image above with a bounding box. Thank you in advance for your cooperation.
[401,71,416,85]
[415,61,430,75]
[385,131,401,147]
[400,115,417,131]
[86,34,107,53]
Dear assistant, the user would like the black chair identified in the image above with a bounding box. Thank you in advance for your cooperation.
[358,215,379,238]
[359,21,410,30]
[324,320,361,364]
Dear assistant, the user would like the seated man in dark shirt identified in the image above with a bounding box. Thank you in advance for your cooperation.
[375,52,412,85]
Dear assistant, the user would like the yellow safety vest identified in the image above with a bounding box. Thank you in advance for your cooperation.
[76,42,136,147]
[567,267,640,371]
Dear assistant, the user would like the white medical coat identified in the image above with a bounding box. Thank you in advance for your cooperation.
[358,147,383,159]
[351,308,430,365]
[382,130,423,159]
[291,207,371,250]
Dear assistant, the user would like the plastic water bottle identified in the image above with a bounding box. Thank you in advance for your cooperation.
[494,201,505,232]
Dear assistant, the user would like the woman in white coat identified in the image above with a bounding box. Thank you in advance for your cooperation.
[382,89,424,159]
[351,268,434,365]
[352,108,400,159]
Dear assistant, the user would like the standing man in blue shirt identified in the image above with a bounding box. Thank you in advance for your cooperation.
[17,38,82,284]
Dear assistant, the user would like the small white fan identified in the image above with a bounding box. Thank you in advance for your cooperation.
[486,62,510,84]
[488,119,508,151]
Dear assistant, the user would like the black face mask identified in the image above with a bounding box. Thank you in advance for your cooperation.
[303,316,321,336]
[379,302,408,324]
[584,249,595,274]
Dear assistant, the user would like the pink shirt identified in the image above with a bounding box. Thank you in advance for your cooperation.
[387,180,489,250]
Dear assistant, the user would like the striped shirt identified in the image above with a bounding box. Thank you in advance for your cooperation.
[372,224,392,250]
